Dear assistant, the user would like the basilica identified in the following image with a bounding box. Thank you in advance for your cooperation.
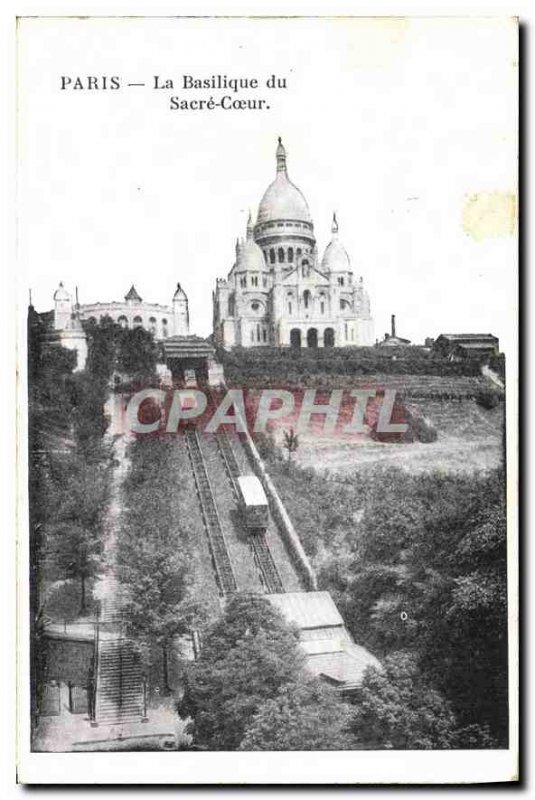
[213,138,374,349]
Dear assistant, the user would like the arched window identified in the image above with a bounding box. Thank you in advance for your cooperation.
[262,275,268,287]
[288,301,293,314]
[338,276,345,286]
[133,315,143,328]
[296,248,302,257]
[118,315,128,328]
[251,330,254,343]
[278,247,285,263]
[148,316,157,334]
[324,328,335,347]
[290,329,302,349]
[161,318,168,338]
[288,247,294,263]
[262,328,267,343]
[345,322,348,341]
[303,290,311,309]
[257,324,261,341]
[320,301,325,314]
[228,296,235,316]
[269,248,276,264]
[307,328,318,348]
[252,275,258,287]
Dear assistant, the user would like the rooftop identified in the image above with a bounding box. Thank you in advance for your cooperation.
[266,591,344,630]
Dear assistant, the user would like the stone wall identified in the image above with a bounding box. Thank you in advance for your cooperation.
[238,428,317,591]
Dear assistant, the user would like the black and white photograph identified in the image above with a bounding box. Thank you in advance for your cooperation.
[14,14,518,785]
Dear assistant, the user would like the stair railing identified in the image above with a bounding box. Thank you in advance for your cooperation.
[90,604,100,726]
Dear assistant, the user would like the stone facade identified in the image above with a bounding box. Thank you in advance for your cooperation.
[213,138,374,349]
[79,283,189,340]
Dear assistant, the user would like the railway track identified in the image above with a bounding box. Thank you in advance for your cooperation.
[185,426,237,596]
[216,430,284,595]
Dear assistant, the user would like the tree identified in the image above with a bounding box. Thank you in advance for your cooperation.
[178,594,306,750]
[85,317,159,386]
[282,427,299,463]
[44,521,103,615]
[116,436,207,693]
[84,316,118,382]
[350,652,456,749]
[239,678,354,750]
[117,536,200,693]
[116,326,159,384]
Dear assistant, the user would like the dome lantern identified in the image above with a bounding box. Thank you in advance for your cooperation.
[276,136,287,174]
[331,212,339,235]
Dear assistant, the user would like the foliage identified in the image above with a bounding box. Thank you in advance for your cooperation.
[239,678,354,750]
[267,456,508,746]
[406,407,438,443]
[217,345,484,387]
[85,316,159,385]
[350,653,456,749]
[178,594,307,750]
[43,521,103,615]
[476,389,500,410]
[28,326,110,619]
[117,436,206,691]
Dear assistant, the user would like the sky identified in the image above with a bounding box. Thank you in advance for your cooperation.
[17,16,518,353]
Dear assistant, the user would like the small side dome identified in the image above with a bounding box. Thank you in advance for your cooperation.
[238,212,267,271]
[241,238,267,271]
[53,281,71,301]
[321,213,351,272]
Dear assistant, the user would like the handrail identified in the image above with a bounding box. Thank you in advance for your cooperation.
[90,603,100,725]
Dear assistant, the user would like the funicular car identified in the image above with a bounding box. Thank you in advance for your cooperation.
[236,475,269,531]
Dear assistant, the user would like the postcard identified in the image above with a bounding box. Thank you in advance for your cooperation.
[16,15,518,784]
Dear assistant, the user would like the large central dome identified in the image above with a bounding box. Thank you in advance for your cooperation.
[256,138,312,225]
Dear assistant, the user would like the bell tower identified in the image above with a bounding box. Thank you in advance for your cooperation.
[53,281,73,330]
[172,282,189,336]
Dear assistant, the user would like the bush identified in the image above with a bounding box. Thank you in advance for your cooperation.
[406,407,438,443]
[475,389,500,410]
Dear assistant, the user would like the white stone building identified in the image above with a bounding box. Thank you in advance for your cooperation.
[63,282,189,340]
[44,281,190,372]
[213,138,374,349]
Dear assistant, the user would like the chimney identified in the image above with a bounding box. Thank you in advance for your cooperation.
[391,314,396,338]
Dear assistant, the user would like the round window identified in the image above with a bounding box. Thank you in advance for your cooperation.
[251,301,260,312]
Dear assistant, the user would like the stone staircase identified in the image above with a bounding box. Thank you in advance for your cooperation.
[95,638,145,726]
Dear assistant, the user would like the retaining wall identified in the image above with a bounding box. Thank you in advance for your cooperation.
[239,431,317,591]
